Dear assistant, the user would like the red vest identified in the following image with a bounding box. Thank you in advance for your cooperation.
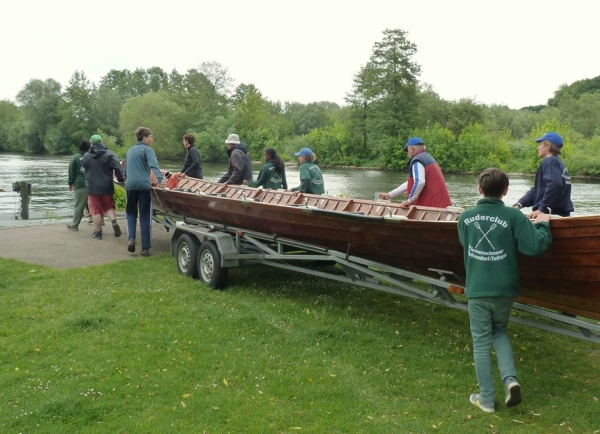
[406,151,452,208]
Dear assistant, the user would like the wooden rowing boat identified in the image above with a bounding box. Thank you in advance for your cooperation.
[151,175,600,321]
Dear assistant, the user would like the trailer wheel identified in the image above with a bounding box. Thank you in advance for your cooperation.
[197,241,228,289]
[176,234,200,278]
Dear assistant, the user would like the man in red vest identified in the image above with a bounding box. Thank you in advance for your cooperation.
[378,137,452,208]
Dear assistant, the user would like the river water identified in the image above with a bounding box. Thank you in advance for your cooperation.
[1,153,599,222]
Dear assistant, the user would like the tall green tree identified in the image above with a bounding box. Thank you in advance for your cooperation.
[57,70,96,150]
[15,79,62,153]
[346,28,421,160]
[0,100,19,151]
[119,92,186,159]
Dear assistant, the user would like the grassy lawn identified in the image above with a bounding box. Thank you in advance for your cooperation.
[1,255,599,433]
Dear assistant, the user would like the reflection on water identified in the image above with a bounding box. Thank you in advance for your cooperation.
[1,153,599,221]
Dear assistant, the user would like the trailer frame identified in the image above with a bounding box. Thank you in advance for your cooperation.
[154,211,600,344]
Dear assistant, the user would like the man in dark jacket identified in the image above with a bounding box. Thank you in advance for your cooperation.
[218,133,253,185]
[176,133,203,179]
[513,132,573,217]
[83,134,124,240]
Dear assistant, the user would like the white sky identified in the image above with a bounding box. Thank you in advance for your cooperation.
[2,0,598,109]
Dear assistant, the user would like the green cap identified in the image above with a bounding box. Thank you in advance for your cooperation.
[90,134,102,144]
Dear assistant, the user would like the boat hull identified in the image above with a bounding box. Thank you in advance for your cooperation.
[151,178,600,321]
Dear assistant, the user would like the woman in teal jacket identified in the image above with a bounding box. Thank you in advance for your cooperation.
[243,148,287,190]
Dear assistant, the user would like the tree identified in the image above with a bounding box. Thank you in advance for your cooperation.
[93,87,122,141]
[0,100,19,151]
[232,85,273,158]
[197,61,234,97]
[119,92,186,159]
[284,102,337,136]
[58,70,97,148]
[15,79,62,153]
[346,29,421,156]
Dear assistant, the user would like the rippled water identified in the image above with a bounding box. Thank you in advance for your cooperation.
[1,153,598,222]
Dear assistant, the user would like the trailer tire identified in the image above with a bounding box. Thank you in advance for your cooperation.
[198,241,228,289]
[176,234,200,278]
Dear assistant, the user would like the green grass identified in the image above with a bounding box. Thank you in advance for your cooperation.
[1,256,599,433]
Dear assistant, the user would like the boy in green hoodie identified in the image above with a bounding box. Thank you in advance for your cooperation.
[458,168,552,413]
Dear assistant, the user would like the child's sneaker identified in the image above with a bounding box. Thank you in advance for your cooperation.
[469,394,495,413]
[504,377,522,407]
[91,230,103,240]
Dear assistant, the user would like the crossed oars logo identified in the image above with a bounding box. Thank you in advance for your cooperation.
[474,222,496,249]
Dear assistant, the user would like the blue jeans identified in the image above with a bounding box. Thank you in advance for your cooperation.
[468,297,517,403]
[125,189,152,250]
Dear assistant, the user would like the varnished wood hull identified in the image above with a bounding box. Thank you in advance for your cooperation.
[152,177,600,320]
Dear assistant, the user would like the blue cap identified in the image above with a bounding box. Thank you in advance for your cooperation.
[403,137,424,150]
[294,147,313,157]
[534,132,563,147]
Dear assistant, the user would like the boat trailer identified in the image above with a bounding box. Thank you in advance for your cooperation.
[154,211,600,344]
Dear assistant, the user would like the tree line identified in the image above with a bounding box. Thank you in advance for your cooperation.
[1,29,600,176]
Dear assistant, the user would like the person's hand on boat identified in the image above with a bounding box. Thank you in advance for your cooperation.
[532,213,551,224]
[399,200,412,208]
[378,192,391,200]
[242,180,248,185]
[528,209,544,219]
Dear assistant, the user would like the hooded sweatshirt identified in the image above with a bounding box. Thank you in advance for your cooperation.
[83,142,124,195]
[218,142,253,184]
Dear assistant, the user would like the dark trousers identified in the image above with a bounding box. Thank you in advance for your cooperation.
[125,189,152,249]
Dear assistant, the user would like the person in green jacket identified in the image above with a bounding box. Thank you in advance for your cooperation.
[290,147,325,195]
[458,168,552,414]
[243,148,287,190]
[66,139,91,231]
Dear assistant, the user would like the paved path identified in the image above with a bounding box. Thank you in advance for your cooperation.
[0,217,172,269]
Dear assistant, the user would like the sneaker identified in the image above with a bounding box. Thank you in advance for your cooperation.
[470,394,495,413]
[112,222,122,238]
[504,377,522,407]
[87,216,93,224]
[66,224,78,231]
[91,231,103,240]
[141,249,150,257]
[127,239,136,253]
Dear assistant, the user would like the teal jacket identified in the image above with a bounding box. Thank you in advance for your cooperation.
[290,162,325,195]
[458,198,552,299]
[68,151,87,190]
[124,142,163,190]
[247,161,287,189]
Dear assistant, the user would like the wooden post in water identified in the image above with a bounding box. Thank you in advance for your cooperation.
[12,181,32,220]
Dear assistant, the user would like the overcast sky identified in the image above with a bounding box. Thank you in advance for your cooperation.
[2,0,598,109]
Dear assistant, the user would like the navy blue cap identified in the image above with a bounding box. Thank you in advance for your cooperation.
[534,132,563,147]
[403,137,425,150]
[294,147,313,157]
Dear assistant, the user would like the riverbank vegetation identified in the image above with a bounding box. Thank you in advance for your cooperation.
[1,255,599,432]
[1,28,600,176]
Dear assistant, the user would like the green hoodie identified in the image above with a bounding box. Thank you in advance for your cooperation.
[458,198,552,299]
[68,151,87,190]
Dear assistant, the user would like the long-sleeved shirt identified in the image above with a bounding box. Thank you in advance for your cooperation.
[290,161,325,195]
[516,155,573,216]
[388,150,451,207]
[458,198,552,299]
[247,161,287,189]
[124,142,163,190]
[83,143,124,195]
[218,143,253,185]
[68,151,87,190]
[181,145,203,179]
